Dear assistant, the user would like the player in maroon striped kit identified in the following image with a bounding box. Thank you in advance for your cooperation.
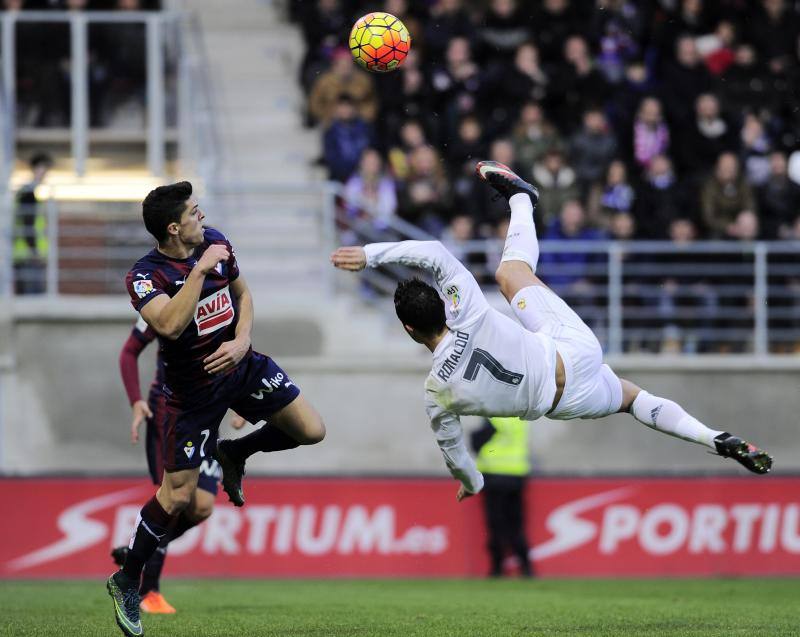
[107,182,325,637]
[113,316,246,614]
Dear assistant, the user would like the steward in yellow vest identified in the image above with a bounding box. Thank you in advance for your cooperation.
[470,417,532,577]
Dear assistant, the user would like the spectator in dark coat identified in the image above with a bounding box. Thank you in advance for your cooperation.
[676,93,738,180]
[758,151,800,239]
[569,108,617,196]
[700,152,757,238]
[323,95,375,183]
[660,36,712,129]
[634,154,695,239]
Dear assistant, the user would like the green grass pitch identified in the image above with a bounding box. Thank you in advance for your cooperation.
[1,578,799,636]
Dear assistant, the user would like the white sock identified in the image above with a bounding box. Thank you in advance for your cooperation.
[501,193,539,272]
[630,391,723,449]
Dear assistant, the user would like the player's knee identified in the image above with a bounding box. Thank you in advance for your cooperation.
[192,502,214,521]
[165,486,194,513]
[299,417,326,445]
[618,378,642,413]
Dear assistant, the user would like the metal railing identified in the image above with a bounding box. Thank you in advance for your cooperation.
[0,9,214,179]
[3,183,799,356]
[333,189,800,356]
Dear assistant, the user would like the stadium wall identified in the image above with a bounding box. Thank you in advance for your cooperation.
[2,315,799,475]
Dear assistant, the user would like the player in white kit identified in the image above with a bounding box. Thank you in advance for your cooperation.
[331,161,773,499]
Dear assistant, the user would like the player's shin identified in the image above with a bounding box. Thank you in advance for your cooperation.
[223,424,300,462]
[500,193,539,273]
[122,496,175,581]
[630,391,723,448]
[139,546,166,596]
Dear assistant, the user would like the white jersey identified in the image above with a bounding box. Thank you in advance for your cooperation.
[364,241,559,493]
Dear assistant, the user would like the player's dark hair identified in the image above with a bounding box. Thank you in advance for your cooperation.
[142,181,193,243]
[394,278,446,337]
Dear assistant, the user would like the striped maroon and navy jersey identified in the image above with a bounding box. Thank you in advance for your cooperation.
[125,227,249,401]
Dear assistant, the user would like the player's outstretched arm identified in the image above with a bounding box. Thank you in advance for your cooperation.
[427,399,484,500]
[141,243,229,340]
[333,241,490,328]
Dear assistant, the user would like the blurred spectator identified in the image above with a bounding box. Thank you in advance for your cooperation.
[607,60,654,153]
[446,115,487,175]
[569,108,617,195]
[592,0,643,84]
[323,95,375,183]
[550,35,610,133]
[298,0,350,93]
[540,200,606,323]
[476,0,532,66]
[677,93,737,178]
[655,0,712,58]
[695,19,737,76]
[725,209,760,241]
[747,0,799,75]
[532,0,583,64]
[608,210,635,240]
[717,45,772,116]
[758,151,800,239]
[441,214,487,275]
[374,50,431,146]
[657,217,716,354]
[423,0,475,66]
[308,47,378,128]
[482,42,549,136]
[429,36,482,145]
[470,417,532,578]
[387,119,428,180]
[341,148,398,230]
[739,113,772,187]
[531,147,580,231]
[700,152,757,239]
[397,145,453,233]
[660,35,712,129]
[13,153,52,295]
[632,96,670,170]
[511,101,562,180]
[634,154,695,239]
[590,159,635,225]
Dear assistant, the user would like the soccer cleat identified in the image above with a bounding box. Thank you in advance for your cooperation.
[111,546,129,567]
[713,432,773,475]
[215,439,246,507]
[107,570,143,637]
[475,160,539,205]
[140,591,176,614]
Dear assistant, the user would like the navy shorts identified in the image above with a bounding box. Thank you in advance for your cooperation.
[145,390,220,494]
[163,352,300,472]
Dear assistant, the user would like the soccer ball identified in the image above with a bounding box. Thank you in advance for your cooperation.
[349,12,411,73]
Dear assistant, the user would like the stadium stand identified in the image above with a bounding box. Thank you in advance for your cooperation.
[293,0,800,353]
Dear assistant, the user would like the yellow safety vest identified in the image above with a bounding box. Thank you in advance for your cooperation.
[476,416,531,477]
[12,204,49,262]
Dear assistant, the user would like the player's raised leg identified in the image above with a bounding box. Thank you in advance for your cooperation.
[618,378,772,474]
[476,161,546,302]
[216,386,325,506]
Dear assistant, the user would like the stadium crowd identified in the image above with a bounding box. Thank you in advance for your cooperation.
[295,0,800,243]
[2,0,162,128]
[292,0,800,353]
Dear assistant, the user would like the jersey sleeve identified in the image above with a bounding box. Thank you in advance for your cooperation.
[425,387,484,494]
[363,241,490,330]
[125,267,167,312]
[120,326,149,405]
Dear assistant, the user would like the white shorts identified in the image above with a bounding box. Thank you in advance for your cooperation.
[511,285,623,420]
